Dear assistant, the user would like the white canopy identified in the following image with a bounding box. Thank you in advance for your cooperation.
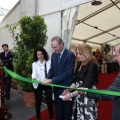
[71,0,120,48]
[0,0,120,52]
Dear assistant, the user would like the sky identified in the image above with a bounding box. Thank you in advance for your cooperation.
[0,0,19,21]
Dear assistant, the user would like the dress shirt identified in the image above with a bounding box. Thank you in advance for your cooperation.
[59,47,65,58]
[5,51,9,57]
[32,60,51,89]
[5,52,7,57]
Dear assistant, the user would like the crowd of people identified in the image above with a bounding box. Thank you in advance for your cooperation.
[1,37,120,120]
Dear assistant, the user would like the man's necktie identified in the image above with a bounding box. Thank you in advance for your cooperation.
[58,54,61,63]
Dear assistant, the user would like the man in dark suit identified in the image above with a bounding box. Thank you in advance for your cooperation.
[42,36,75,120]
[78,44,120,120]
[1,44,14,100]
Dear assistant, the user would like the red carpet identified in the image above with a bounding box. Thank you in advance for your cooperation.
[28,108,56,120]
[29,71,119,120]
[98,71,119,120]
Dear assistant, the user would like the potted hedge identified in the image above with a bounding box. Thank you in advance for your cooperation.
[102,43,111,61]
[6,16,47,107]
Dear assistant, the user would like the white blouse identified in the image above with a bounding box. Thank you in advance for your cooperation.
[32,60,51,89]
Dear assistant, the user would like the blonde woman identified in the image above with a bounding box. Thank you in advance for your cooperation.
[74,43,81,73]
[62,44,99,120]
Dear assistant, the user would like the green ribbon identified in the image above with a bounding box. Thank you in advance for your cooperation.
[2,66,120,96]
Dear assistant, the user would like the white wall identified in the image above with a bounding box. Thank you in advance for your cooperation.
[43,12,61,56]
[20,0,35,17]
[0,2,20,52]
[0,3,20,26]
[0,27,12,50]
[36,0,92,16]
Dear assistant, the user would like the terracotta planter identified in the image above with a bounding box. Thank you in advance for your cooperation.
[22,91,35,107]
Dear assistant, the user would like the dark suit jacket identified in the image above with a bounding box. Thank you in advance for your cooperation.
[74,61,99,88]
[47,48,75,93]
[0,51,14,71]
[87,74,120,120]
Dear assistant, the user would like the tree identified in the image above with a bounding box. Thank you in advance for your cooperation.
[6,16,47,92]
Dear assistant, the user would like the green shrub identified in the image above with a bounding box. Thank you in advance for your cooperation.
[6,16,47,92]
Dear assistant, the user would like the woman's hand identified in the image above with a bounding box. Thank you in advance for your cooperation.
[78,90,84,94]
[62,93,71,101]
[62,89,70,96]
[41,79,52,85]
[77,87,88,94]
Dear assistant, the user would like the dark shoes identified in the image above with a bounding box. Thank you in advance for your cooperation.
[6,96,10,100]
[4,92,10,100]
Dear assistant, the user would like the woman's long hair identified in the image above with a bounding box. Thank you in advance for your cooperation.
[79,44,98,65]
[33,47,49,62]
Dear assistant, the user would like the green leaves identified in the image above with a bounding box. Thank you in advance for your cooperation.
[103,44,111,53]
[6,16,47,92]
[19,16,47,50]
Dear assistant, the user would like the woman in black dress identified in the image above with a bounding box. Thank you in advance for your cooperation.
[62,44,99,120]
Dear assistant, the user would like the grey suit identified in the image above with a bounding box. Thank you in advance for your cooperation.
[87,74,120,120]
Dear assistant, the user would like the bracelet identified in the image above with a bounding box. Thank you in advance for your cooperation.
[68,89,75,92]
[70,93,74,98]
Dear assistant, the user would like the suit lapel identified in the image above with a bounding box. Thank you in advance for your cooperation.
[4,52,6,57]
[4,51,10,57]
[58,48,67,65]
[54,53,59,71]
[53,49,67,74]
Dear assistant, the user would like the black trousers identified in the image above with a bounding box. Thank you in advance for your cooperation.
[34,84,53,119]
[4,75,12,98]
[54,89,73,120]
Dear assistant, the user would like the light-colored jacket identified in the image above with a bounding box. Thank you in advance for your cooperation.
[32,60,51,89]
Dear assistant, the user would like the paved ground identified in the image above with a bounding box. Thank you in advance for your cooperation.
[2,89,47,120]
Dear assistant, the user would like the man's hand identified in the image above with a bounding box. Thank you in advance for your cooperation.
[42,79,52,85]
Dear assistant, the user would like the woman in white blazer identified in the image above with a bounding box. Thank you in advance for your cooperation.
[32,47,53,120]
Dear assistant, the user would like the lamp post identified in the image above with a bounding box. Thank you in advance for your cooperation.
[0,65,11,120]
